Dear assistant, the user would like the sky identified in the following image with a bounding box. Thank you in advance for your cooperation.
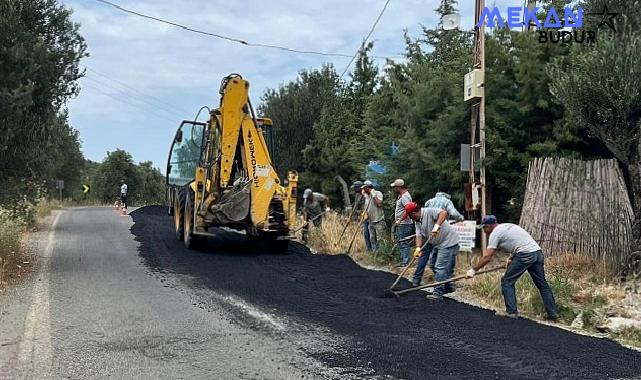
[61,0,518,172]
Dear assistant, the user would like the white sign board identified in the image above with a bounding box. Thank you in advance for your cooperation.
[451,220,476,252]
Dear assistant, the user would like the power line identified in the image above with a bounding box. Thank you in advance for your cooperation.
[83,75,185,119]
[85,67,191,116]
[80,82,177,123]
[94,0,399,60]
[339,0,392,79]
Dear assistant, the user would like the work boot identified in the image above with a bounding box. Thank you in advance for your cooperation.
[544,314,559,322]
[495,310,518,319]
[425,293,443,301]
[411,280,420,287]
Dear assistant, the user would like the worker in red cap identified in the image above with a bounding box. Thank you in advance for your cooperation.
[404,201,461,300]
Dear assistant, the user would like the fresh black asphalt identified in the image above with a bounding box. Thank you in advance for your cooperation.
[131,206,641,380]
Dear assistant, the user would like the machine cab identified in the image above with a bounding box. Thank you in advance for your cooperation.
[256,118,275,158]
[166,120,206,187]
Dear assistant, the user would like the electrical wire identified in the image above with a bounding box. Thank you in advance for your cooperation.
[94,0,399,60]
[85,67,191,116]
[339,0,392,79]
[83,76,185,119]
[80,82,177,123]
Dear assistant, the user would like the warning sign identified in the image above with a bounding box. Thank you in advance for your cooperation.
[451,220,477,252]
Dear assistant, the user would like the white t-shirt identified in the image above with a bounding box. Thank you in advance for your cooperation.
[488,223,541,254]
[363,190,384,223]
[120,184,128,195]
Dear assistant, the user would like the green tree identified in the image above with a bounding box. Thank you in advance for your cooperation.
[135,161,165,205]
[258,65,340,176]
[0,0,87,203]
[548,31,641,260]
[93,149,139,203]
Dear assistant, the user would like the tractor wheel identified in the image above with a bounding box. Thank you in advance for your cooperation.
[174,187,186,241]
[184,189,204,250]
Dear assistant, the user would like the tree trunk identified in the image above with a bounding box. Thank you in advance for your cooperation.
[335,175,351,210]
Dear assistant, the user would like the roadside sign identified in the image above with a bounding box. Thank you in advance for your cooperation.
[56,180,65,190]
[82,184,90,193]
[451,220,477,252]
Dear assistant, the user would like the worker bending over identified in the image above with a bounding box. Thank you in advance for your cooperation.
[405,202,460,300]
[467,215,559,321]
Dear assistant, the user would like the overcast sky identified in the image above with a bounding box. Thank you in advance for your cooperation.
[61,0,518,171]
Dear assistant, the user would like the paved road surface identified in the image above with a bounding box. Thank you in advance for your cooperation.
[1,206,641,379]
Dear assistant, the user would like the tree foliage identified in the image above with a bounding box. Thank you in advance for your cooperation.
[0,0,87,203]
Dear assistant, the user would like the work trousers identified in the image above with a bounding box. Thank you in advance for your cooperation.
[362,220,372,251]
[368,220,388,252]
[431,244,459,296]
[395,223,413,265]
[501,250,558,318]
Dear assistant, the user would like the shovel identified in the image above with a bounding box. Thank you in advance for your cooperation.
[387,235,433,291]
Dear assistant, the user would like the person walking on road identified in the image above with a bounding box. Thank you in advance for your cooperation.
[391,179,413,267]
[362,181,386,252]
[120,180,128,210]
[466,215,559,321]
[411,191,465,286]
[406,202,461,300]
[352,180,372,251]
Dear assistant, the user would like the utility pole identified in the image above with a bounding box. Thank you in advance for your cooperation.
[466,0,488,250]
[524,0,538,32]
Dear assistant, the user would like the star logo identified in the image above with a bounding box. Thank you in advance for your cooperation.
[586,5,619,32]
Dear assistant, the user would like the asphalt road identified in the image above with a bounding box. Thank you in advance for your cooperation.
[2,206,641,379]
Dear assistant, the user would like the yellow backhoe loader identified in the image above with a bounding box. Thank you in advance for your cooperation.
[165,74,298,250]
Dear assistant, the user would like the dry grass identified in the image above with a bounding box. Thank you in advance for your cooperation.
[0,206,26,286]
[305,211,394,268]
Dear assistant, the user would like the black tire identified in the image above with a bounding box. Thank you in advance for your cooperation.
[184,189,204,250]
[174,187,186,241]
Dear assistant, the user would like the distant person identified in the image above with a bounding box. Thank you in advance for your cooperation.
[424,192,464,222]
[466,215,559,321]
[301,188,330,242]
[391,179,413,267]
[120,180,128,210]
[362,180,386,252]
[352,180,371,251]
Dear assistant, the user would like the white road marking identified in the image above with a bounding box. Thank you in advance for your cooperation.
[18,211,60,376]
[221,295,286,331]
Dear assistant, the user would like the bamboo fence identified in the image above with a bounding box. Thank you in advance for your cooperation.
[519,158,634,272]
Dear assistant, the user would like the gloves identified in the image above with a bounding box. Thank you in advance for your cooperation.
[466,268,476,278]
[413,247,422,258]
[325,207,330,213]
[431,223,441,238]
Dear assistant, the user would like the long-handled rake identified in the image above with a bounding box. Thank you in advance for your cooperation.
[384,266,504,298]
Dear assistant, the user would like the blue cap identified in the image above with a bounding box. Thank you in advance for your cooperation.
[477,215,498,229]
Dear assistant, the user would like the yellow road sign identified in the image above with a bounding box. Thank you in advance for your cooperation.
[82,184,90,193]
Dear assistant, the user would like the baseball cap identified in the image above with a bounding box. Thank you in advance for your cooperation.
[361,180,374,189]
[303,188,312,199]
[477,215,498,229]
[352,180,363,189]
[390,179,405,187]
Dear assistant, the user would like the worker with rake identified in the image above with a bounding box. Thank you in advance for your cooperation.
[405,202,461,300]
[467,215,559,321]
